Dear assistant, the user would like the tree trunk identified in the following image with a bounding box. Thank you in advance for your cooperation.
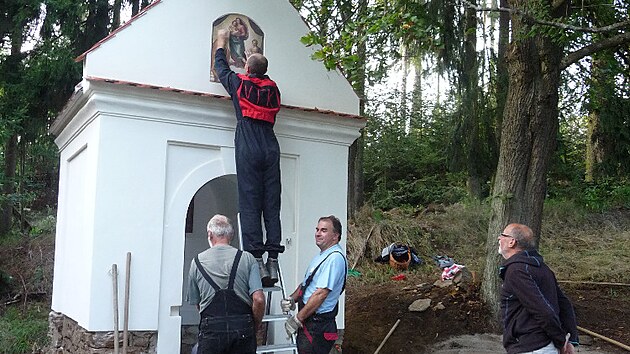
[0,33,23,236]
[112,0,123,29]
[411,60,423,131]
[481,0,566,315]
[0,134,18,236]
[131,0,140,16]
[401,45,409,123]
[495,0,510,145]
[347,0,367,218]
[585,109,604,183]
[463,0,482,199]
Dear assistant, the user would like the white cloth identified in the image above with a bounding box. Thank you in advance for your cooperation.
[520,342,558,354]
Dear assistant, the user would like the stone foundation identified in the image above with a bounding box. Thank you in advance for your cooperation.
[180,325,198,354]
[48,311,157,354]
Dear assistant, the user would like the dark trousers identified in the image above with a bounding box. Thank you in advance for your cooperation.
[296,315,338,354]
[197,315,256,354]
[235,118,284,259]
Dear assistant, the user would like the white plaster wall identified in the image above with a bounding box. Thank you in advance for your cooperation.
[52,121,100,326]
[82,0,359,116]
[53,82,362,353]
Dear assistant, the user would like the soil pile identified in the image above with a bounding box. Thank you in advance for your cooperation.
[343,269,630,353]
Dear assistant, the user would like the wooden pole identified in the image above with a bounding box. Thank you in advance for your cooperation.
[374,318,401,354]
[111,264,119,354]
[123,252,131,354]
[352,225,376,270]
[577,326,630,351]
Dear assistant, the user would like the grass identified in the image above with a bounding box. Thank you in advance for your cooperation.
[0,302,50,354]
[0,209,56,354]
[347,203,491,284]
[347,201,630,286]
[541,202,630,283]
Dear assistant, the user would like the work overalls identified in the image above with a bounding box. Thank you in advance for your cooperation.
[194,251,256,354]
[215,48,285,259]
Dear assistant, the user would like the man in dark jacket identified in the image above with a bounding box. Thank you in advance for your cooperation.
[498,223,579,354]
[214,28,284,287]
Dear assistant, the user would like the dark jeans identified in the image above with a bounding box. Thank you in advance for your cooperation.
[197,315,256,354]
[297,315,338,354]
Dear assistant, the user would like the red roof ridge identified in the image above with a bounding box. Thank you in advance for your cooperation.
[85,76,365,120]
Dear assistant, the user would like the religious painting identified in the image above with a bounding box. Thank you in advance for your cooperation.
[210,14,265,82]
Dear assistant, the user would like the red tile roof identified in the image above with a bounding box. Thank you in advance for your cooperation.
[86,76,365,120]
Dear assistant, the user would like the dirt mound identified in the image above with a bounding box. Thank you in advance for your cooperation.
[344,270,496,353]
[343,269,630,353]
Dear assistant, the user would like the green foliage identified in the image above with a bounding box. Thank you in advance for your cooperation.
[0,304,49,354]
[363,89,469,209]
[547,178,630,212]
[293,0,447,86]
[28,210,57,236]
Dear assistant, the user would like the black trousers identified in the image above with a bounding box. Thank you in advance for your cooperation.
[235,118,284,258]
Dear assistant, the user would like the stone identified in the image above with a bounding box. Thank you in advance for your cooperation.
[434,279,453,288]
[433,302,445,310]
[408,298,432,312]
[453,267,473,284]
[47,312,157,354]
[580,334,594,346]
[90,332,115,348]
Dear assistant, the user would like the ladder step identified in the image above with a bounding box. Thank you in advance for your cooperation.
[263,314,290,322]
[256,343,297,353]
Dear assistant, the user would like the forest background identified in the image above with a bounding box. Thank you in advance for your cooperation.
[0,0,629,352]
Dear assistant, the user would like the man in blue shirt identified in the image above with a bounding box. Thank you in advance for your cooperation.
[281,215,347,354]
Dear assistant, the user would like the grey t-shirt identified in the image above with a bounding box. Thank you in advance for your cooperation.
[187,244,262,313]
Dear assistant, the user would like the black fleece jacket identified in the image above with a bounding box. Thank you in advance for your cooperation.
[500,250,579,353]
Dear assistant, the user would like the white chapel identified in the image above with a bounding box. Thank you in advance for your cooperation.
[50,1,364,353]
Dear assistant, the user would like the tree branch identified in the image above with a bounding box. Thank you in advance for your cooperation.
[461,0,630,34]
[561,31,630,70]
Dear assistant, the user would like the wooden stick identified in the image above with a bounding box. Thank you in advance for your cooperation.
[123,252,131,354]
[352,225,376,270]
[374,318,401,354]
[111,264,120,354]
[558,280,630,287]
[577,326,630,351]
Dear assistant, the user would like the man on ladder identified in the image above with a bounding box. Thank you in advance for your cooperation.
[187,215,265,354]
[214,28,284,287]
[281,215,347,354]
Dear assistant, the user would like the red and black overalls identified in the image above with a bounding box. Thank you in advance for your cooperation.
[215,48,284,259]
[194,251,256,354]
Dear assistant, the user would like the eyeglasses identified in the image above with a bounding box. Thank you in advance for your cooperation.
[499,233,514,238]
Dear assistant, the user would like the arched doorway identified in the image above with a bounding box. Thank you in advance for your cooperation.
[180,174,238,352]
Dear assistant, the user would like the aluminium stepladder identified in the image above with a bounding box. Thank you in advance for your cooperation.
[237,214,298,354]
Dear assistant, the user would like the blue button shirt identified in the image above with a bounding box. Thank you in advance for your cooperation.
[301,244,346,314]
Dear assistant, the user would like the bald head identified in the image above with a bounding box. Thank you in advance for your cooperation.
[246,53,268,75]
[504,223,536,250]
